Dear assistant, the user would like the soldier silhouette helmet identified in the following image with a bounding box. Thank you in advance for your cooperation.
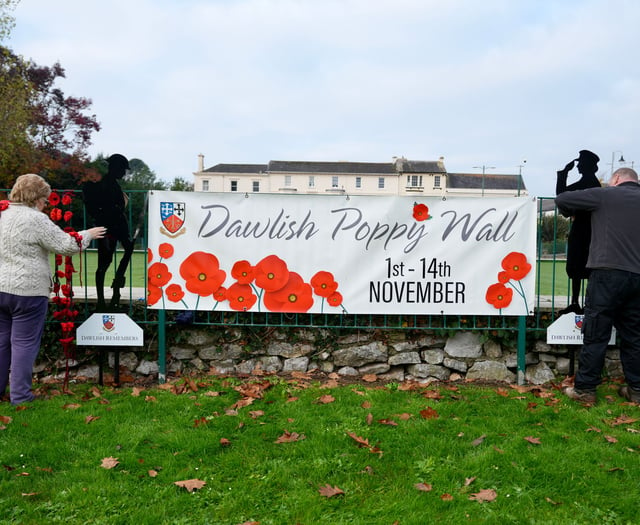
[107,154,130,178]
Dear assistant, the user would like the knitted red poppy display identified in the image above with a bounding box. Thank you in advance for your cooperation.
[49,191,83,388]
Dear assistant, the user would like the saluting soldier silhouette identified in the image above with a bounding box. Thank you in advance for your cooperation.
[556,149,601,315]
[83,154,135,311]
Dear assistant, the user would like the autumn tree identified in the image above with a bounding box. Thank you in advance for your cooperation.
[0,1,100,188]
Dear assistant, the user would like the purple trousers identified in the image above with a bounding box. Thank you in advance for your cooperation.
[0,292,49,405]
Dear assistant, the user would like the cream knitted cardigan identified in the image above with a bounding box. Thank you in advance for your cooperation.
[0,203,95,297]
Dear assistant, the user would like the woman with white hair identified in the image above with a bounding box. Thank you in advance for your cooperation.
[0,174,106,405]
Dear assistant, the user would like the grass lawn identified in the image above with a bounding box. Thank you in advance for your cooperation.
[1,376,639,524]
[52,250,148,289]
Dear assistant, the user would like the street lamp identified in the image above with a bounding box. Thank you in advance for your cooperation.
[472,165,496,196]
[610,151,625,178]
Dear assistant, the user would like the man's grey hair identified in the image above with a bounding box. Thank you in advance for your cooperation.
[613,167,638,183]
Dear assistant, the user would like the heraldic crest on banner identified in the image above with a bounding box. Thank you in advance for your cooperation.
[160,201,186,237]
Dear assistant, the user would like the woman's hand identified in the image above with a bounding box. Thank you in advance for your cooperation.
[88,226,107,240]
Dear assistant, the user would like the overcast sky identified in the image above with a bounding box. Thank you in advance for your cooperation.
[6,0,640,196]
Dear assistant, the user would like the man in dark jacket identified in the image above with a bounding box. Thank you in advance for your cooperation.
[555,149,601,315]
[555,167,640,405]
[83,154,134,310]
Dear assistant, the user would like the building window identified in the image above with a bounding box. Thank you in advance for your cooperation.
[434,175,441,188]
[202,180,209,192]
[230,180,238,192]
[332,176,339,188]
[284,175,292,187]
[407,175,422,187]
[378,177,385,189]
[308,175,315,188]
[252,181,260,192]
[355,177,362,188]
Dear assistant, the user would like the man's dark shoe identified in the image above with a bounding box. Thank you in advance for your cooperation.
[619,386,640,404]
[563,386,596,405]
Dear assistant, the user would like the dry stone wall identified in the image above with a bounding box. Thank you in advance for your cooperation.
[39,327,625,386]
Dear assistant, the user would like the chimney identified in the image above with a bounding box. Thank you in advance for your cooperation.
[197,153,205,172]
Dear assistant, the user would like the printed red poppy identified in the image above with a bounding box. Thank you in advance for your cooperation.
[148,262,172,287]
[263,272,314,312]
[0,200,10,212]
[226,283,258,311]
[165,283,185,303]
[498,271,510,283]
[147,284,162,306]
[485,283,513,309]
[413,203,431,222]
[179,251,227,296]
[158,242,174,259]
[231,260,255,285]
[61,193,73,206]
[63,211,73,222]
[148,248,153,264]
[501,252,531,281]
[327,291,343,308]
[310,271,339,298]
[254,255,290,292]
[213,286,227,302]
[48,192,61,206]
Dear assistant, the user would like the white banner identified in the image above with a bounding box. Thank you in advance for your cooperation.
[147,192,537,316]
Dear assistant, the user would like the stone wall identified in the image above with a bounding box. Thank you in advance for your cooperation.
[39,327,625,385]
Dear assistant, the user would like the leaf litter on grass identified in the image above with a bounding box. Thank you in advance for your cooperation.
[5,373,640,523]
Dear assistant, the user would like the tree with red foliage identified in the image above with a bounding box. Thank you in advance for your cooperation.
[0,44,100,188]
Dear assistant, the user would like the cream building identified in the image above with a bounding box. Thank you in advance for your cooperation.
[193,155,527,197]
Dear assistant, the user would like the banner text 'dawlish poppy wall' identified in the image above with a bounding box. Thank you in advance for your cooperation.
[147,192,537,316]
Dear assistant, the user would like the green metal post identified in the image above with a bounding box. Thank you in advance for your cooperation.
[158,309,166,384]
[517,315,527,385]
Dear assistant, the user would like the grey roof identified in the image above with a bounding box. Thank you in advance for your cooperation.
[447,173,527,191]
[204,163,267,174]
[396,159,446,174]
[267,160,396,174]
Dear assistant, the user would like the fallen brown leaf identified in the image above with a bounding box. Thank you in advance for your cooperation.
[85,415,100,424]
[419,407,439,419]
[274,430,306,443]
[100,457,119,469]
[422,389,443,400]
[414,482,432,492]
[318,484,344,498]
[0,415,12,424]
[464,476,477,486]
[440,493,454,501]
[469,488,497,503]
[174,479,206,492]
[377,418,398,426]
[362,374,377,383]
[317,394,335,404]
[62,403,82,410]
[471,434,487,447]
[605,435,618,443]
[524,436,541,445]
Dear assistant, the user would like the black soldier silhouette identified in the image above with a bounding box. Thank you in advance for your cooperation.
[556,149,601,315]
[83,154,135,311]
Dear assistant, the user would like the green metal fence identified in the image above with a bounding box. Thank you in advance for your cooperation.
[2,189,571,382]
